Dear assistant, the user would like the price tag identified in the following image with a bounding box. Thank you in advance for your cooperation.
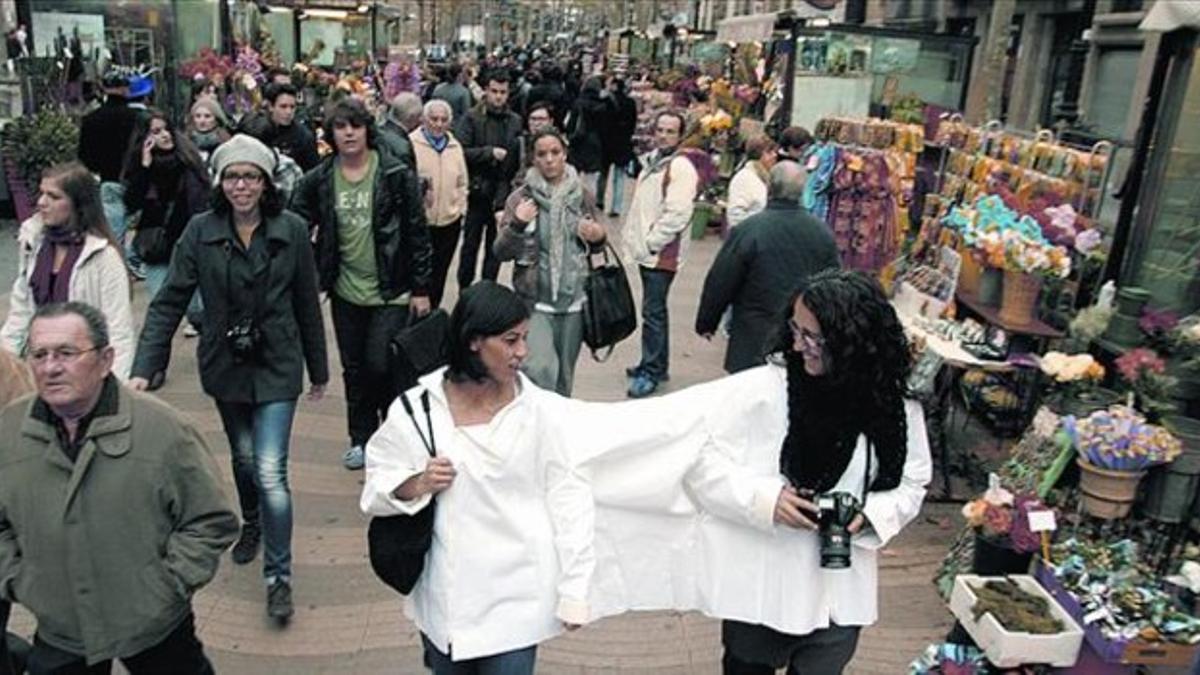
[1028,510,1057,533]
[1082,607,1110,625]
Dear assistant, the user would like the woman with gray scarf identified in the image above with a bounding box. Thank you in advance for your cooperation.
[494,129,606,395]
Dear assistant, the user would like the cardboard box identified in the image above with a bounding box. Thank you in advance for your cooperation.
[950,574,1084,668]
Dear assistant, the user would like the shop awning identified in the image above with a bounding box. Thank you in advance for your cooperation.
[716,12,778,43]
[1140,1,1200,32]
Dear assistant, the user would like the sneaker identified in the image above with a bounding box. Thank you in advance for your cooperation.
[627,374,659,399]
[183,323,200,338]
[128,263,147,281]
[342,445,365,471]
[624,366,669,382]
[231,522,260,565]
[267,580,294,620]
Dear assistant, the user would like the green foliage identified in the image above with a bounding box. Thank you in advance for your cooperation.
[0,111,80,192]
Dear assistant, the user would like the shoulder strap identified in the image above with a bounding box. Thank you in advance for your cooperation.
[660,155,674,200]
[400,389,436,458]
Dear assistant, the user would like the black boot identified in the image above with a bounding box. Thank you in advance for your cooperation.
[231,521,260,565]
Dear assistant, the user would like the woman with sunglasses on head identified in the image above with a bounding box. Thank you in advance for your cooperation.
[121,109,211,353]
[361,281,594,675]
[130,134,328,622]
[1,162,134,380]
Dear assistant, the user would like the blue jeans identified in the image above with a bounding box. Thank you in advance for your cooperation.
[422,635,537,675]
[636,267,675,381]
[100,181,141,269]
[144,263,204,329]
[216,399,298,583]
[596,163,627,215]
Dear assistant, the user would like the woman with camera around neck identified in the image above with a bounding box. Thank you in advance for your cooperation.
[360,281,594,675]
[130,134,328,622]
[681,269,930,675]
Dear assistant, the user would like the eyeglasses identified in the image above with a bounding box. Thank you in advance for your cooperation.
[221,172,264,186]
[788,319,825,351]
[26,346,100,365]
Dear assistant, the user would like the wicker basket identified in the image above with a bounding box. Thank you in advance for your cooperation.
[999,270,1041,326]
[959,249,983,295]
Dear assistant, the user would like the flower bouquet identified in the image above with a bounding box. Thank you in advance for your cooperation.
[944,195,1073,280]
[1063,405,1182,518]
[961,479,1049,574]
[1039,351,1111,417]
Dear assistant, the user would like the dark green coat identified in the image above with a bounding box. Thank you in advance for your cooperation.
[132,210,329,403]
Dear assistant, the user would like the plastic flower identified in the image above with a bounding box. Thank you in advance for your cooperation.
[982,503,1013,537]
[1075,228,1103,255]
[1115,347,1166,382]
[1139,307,1180,337]
[962,499,988,527]
[1009,496,1045,554]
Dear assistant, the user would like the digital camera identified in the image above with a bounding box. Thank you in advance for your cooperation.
[816,492,861,570]
[225,317,262,362]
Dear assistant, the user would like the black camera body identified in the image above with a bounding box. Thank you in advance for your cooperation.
[224,317,262,362]
[816,492,861,570]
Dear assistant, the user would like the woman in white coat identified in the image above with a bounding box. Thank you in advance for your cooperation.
[1,162,134,379]
[360,281,594,674]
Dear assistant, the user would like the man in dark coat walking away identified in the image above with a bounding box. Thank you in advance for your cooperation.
[695,161,841,373]
[596,76,638,217]
[454,68,522,289]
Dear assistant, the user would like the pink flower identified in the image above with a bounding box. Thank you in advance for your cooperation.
[982,503,1012,537]
[1116,347,1167,382]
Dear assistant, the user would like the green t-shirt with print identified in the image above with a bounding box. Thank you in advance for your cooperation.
[333,151,405,306]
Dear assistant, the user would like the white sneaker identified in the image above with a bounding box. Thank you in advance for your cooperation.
[342,445,365,470]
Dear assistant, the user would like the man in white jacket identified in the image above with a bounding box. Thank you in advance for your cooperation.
[624,110,699,398]
[724,134,777,229]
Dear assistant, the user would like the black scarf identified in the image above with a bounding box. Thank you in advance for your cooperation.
[778,355,907,495]
[29,225,85,307]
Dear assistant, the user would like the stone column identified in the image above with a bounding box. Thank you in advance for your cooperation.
[964,0,1016,123]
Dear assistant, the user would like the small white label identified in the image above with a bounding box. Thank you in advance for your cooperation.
[1082,607,1110,624]
[1028,510,1057,532]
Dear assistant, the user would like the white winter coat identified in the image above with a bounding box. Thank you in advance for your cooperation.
[0,216,134,380]
[725,162,768,229]
[360,369,594,660]
[570,363,932,635]
[624,152,698,271]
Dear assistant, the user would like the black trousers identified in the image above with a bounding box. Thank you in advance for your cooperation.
[27,613,211,675]
[428,219,462,309]
[331,296,410,447]
[456,199,500,290]
[721,620,860,675]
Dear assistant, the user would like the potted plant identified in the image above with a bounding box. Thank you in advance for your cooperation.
[1115,347,1178,422]
[1064,405,1182,519]
[1166,314,1200,412]
[961,480,1047,575]
[1038,351,1114,418]
[0,110,79,222]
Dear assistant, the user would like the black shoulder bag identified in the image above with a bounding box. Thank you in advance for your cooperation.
[367,389,437,595]
[581,242,637,362]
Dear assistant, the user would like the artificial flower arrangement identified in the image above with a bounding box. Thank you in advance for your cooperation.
[943,195,1072,279]
[1063,404,1182,471]
[961,480,1047,553]
[699,109,733,137]
[1114,348,1178,421]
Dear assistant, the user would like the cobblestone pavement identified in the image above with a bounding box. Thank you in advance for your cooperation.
[1,216,958,673]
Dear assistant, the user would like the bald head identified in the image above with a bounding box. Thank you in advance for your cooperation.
[390,92,423,131]
[768,160,807,202]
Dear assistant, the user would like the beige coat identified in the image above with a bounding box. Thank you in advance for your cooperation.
[0,382,238,664]
[409,128,469,226]
[0,216,134,379]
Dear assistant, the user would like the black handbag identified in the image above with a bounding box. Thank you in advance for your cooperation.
[388,309,450,395]
[581,242,637,362]
[367,389,437,595]
[133,225,171,264]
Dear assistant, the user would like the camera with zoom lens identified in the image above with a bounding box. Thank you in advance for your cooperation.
[816,492,861,570]
[224,317,262,362]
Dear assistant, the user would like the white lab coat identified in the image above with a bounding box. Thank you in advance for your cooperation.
[360,369,594,661]
[570,363,932,636]
[0,215,134,380]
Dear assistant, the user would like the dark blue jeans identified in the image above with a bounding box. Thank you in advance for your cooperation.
[422,635,537,675]
[216,399,298,583]
[637,267,675,380]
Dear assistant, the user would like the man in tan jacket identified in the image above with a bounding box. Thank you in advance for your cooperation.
[0,302,237,673]
[410,98,469,309]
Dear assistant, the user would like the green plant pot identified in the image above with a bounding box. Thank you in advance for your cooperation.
[1103,313,1143,348]
[1115,287,1151,315]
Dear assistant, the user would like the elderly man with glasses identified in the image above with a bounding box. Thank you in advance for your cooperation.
[0,301,237,674]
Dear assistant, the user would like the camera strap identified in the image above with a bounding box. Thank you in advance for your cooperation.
[861,440,872,509]
[400,390,436,458]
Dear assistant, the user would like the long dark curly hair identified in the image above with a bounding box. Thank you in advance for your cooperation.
[768,269,911,495]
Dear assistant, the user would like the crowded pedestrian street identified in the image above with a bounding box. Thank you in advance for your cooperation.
[1,225,956,674]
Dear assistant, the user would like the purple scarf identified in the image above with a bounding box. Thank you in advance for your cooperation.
[29,226,85,307]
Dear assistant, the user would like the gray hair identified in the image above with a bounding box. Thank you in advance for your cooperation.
[422,99,453,123]
[768,160,807,202]
[30,301,110,351]
[391,92,423,129]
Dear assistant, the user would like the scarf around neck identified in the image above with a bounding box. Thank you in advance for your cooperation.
[522,164,584,303]
[422,128,449,153]
[30,225,85,307]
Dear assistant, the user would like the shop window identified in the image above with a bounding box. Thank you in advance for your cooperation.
[1132,48,1200,314]
[1086,47,1141,140]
